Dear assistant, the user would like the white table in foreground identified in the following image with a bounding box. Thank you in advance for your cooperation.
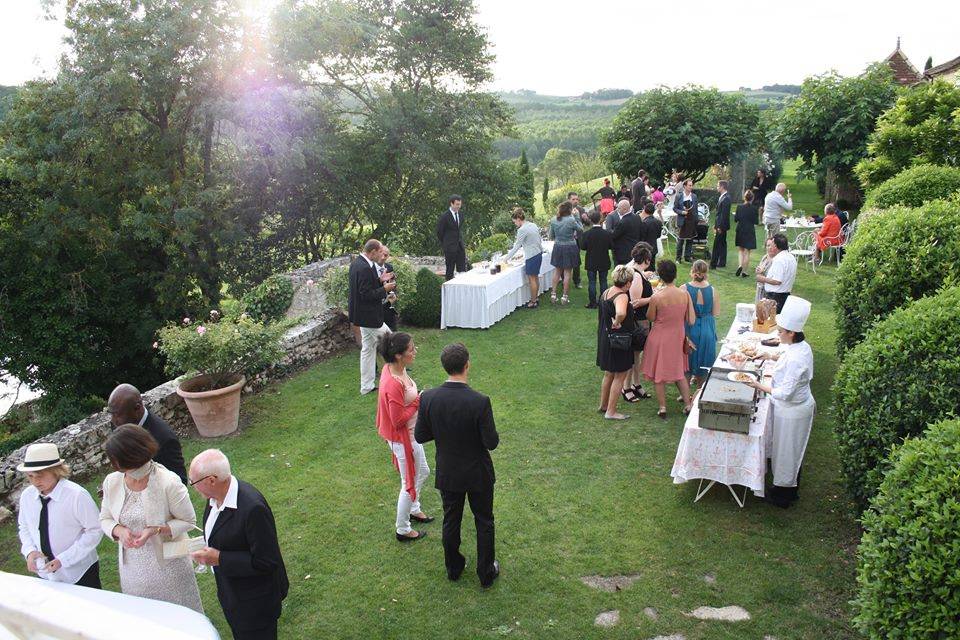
[669,317,782,506]
[440,241,554,329]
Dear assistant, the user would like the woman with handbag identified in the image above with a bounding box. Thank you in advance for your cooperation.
[641,259,696,419]
[596,264,637,420]
[621,242,655,403]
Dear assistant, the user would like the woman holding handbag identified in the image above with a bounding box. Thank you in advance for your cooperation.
[621,242,655,403]
[641,259,696,419]
[596,264,637,420]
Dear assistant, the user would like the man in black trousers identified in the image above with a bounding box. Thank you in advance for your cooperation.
[107,383,187,484]
[190,449,289,640]
[415,343,500,588]
[611,199,643,266]
[710,180,731,268]
[437,194,467,280]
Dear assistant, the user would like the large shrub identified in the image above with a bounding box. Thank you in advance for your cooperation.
[242,275,294,323]
[834,199,960,354]
[319,258,418,315]
[468,233,512,264]
[402,268,443,328]
[833,286,960,511]
[853,418,960,638]
[547,184,589,214]
[863,164,960,210]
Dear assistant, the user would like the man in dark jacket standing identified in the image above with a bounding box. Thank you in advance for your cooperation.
[349,239,396,394]
[437,194,467,280]
[190,449,289,640]
[415,343,500,588]
[637,202,664,268]
[630,170,647,207]
[579,210,612,308]
[710,180,731,268]
[107,384,187,484]
[611,201,643,266]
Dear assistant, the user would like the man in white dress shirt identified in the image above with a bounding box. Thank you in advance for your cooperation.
[17,443,102,588]
[763,183,793,238]
[756,233,796,313]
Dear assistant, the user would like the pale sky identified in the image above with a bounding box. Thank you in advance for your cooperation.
[2,1,959,94]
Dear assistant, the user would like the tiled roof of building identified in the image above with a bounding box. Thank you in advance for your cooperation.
[925,55,960,79]
[883,39,921,86]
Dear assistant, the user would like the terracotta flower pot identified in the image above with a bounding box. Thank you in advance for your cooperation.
[176,373,246,437]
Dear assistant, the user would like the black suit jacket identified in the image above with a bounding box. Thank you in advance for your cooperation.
[436,210,465,255]
[611,212,643,264]
[143,412,187,484]
[579,225,613,272]
[715,192,731,231]
[638,215,663,255]
[630,178,645,207]
[415,382,499,492]
[204,479,289,632]
[348,255,386,328]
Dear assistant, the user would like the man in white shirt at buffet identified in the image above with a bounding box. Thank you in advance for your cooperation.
[756,233,796,313]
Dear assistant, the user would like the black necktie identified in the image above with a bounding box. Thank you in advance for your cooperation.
[39,496,55,560]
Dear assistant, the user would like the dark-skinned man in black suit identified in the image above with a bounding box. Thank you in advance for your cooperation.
[190,449,289,640]
[349,239,396,395]
[710,180,731,268]
[415,343,500,588]
[107,384,187,484]
[437,194,467,280]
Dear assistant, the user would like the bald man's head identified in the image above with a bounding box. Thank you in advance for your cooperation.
[107,384,144,427]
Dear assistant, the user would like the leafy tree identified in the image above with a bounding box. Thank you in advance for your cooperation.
[272,0,515,255]
[773,65,897,189]
[514,149,534,213]
[601,86,759,184]
[854,80,960,189]
[537,147,580,184]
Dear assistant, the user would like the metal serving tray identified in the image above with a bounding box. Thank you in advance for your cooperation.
[698,366,759,434]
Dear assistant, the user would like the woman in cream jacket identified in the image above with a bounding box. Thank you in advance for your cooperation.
[100,424,203,612]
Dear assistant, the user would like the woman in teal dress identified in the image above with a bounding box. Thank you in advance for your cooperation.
[684,260,719,388]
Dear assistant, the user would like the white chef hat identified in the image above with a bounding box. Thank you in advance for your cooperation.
[778,296,811,333]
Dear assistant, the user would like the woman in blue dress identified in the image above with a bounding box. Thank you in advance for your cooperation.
[684,260,719,388]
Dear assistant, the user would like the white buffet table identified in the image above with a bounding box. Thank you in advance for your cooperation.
[670,315,784,506]
[440,241,555,329]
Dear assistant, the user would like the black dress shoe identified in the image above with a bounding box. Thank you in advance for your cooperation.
[481,560,500,588]
[735,267,743,277]
[410,513,434,523]
[396,530,427,542]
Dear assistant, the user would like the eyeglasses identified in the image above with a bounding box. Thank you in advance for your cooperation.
[189,474,213,487]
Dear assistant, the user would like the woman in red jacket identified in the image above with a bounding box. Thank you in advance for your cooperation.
[376,332,433,542]
[813,203,842,264]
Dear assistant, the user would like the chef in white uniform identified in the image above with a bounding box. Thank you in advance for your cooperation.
[746,296,815,508]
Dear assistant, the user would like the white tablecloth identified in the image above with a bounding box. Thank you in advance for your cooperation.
[441,242,555,329]
[670,316,783,498]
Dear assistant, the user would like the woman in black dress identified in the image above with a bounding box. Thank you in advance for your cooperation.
[596,264,636,420]
[750,169,773,209]
[734,190,760,277]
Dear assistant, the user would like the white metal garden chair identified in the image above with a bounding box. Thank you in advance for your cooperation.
[790,231,817,273]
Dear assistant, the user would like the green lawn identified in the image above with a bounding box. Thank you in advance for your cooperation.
[1,170,858,639]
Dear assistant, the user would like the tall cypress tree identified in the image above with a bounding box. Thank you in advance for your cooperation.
[517,149,534,212]
[924,56,933,72]
[541,176,550,211]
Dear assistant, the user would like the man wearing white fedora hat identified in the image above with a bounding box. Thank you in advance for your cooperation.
[17,442,103,587]
[746,296,816,508]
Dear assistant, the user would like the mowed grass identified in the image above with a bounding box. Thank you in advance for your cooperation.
[0,169,859,639]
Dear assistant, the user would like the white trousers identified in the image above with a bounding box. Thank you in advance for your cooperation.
[388,440,430,534]
[359,323,390,393]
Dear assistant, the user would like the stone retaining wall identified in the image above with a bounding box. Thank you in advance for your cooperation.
[0,308,354,515]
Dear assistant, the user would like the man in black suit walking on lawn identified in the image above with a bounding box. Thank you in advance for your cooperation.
[437,194,467,280]
[415,343,500,588]
[710,180,731,268]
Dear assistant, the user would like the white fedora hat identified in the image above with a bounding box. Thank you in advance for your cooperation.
[16,442,65,473]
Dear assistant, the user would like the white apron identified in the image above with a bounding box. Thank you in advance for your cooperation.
[767,341,816,487]
[770,395,815,486]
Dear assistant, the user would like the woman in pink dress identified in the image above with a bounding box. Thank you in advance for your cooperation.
[641,259,695,419]
[376,332,433,542]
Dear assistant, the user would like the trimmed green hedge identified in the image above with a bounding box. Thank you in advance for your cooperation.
[863,164,960,210]
[834,199,960,354]
[833,286,960,511]
[854,418,960,638]
[242,275,294,323]
[401,268,443,328]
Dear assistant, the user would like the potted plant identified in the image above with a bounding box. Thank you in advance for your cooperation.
[157,311,286,437]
